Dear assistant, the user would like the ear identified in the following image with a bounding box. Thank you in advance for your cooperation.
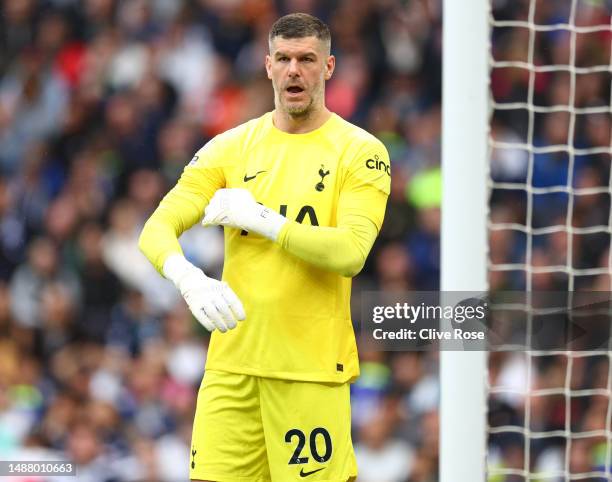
[324,55,335,80]
[265,55,272,80]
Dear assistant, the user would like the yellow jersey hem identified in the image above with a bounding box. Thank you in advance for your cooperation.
[205,362,358,384]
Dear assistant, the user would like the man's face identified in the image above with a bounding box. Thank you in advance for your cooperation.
[265,35,335,117]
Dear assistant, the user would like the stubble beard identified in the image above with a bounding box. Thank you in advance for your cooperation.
[275,83,321,120]
[285,99,313,118]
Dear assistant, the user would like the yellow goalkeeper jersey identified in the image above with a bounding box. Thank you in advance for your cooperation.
[140,111,390,383]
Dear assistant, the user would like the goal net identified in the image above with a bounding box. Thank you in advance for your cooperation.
[487,0,612,480]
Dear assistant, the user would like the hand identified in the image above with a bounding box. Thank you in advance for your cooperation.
[164,255,245,332]
[202,188,286,241]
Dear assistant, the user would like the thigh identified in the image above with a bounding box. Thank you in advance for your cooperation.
[259,378,357,482]
[190,370,271,482]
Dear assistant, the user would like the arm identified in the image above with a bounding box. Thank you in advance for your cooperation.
[277,211,380,278]
[202,145,390,277]
[278,163,388,277]
[139,134,236,272]
[138,141,245,332]
[138,179,206,276]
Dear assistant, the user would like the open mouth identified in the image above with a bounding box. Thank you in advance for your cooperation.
[286,86,304,94]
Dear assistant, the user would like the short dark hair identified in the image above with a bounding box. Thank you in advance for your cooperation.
[268,13,331,52]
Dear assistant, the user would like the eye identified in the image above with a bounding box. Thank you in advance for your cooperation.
[302,57,314,62]
[278,56,289,62]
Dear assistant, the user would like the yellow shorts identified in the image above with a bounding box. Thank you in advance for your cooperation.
[189,370,358,482]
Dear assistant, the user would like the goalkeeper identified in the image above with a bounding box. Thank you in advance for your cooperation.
[139,12,389,482]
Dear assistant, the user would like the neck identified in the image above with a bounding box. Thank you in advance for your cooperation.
[272,106,332,134]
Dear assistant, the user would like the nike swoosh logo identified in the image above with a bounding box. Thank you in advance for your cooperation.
[243,170,267,182]
[299,468,324,477]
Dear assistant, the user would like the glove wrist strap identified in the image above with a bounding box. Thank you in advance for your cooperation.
[163,254,198,287]
[257,207,287,241]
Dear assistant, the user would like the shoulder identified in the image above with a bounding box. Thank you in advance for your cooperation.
[330,116,389,179]
[331,115,390,194]
[331,114,387,155]
[194,113,272,158]
[218,113,270,143]
[213,112,272,149]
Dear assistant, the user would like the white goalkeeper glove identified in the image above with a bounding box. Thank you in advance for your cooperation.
[163,254,245,332]
[201,188,287,241]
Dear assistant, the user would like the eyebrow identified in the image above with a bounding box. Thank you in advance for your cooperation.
[274,50,318,58]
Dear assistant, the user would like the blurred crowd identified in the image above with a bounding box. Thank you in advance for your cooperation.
[0,0,441,481]
[1,0,609,480]
[488,0,612,480]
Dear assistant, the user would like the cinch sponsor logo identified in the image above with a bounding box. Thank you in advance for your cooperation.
[366,154,390,176]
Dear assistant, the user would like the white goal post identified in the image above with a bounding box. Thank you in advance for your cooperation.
[442,0,612,480]
[440,0,489,481]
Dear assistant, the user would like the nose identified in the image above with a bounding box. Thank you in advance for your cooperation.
[287,58,300,77]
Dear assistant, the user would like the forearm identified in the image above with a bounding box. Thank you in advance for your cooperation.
[276,214,378,277]
[139,211,184,276]
[139,186,206,275]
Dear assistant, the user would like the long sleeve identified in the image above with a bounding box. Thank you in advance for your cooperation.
[139,140,227,275]
[138,186,204,275]
[277,214,379,277]
[276,146,390,277]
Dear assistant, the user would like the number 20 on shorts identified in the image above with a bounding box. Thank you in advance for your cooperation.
[285,427,333,464]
